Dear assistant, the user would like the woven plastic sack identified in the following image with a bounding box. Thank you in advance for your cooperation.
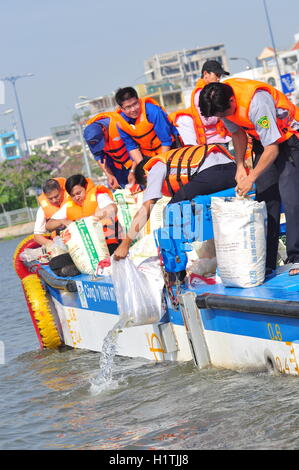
[211,196,267,287]
[111,257,162,327]
[61,216,110,275]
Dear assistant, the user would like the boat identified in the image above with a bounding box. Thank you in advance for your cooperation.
[14,187,299,377]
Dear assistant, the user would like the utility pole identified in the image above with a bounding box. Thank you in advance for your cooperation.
[1,74,34,157]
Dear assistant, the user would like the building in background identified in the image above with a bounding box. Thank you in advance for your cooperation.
[231,32,299,105]
[50,123,81,148]
[144,44,228,88]
[0,130,21,161]
[141,44,229,112]
[74,44,229,116]
[28,135,62,155]
[75,95,116,115]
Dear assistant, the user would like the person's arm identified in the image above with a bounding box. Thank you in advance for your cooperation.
[94,202,118,221]
[231,127,249,185]
[34,233,53,247]
[45,204,72,231]
[236,90,282,196]
[113,199,157,260]
[45,218,72,231]
[236,143,279,196]
[98,159,120,190]
[174,115,198,145]
[126,149,143,185]
[113,162,165,259]
[33,207,53,247]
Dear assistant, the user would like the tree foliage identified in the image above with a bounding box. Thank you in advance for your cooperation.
[0,150,60,211]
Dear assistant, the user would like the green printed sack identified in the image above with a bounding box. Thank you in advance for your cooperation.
[62,216,109,275]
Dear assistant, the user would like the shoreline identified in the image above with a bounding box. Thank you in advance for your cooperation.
[0,222,34,241]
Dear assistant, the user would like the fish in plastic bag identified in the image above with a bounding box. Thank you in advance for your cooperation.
[111,256,163,327]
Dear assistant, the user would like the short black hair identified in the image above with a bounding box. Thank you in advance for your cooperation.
[65,174,88,195]
[42,178,61,195]
[115,87,138,107]
[134,160,147,187]
[199,82,234,117]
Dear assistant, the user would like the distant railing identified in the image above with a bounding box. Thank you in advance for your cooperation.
[0,207,38,228]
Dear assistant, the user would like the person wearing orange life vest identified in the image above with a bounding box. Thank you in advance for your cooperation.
[34,178,69,247]
[199,78,299,276]
[114,87,180,186]
[84,112,132,190]
[113,144,236,260]
[46,174,120,255]
[170,61,231,147]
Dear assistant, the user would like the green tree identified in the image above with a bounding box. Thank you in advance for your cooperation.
[0,150,59,212]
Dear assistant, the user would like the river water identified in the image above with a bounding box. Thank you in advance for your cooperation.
[1,236,299,452]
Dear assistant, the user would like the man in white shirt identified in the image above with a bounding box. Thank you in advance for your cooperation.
[34,178,67,247]
[113,145,236,260]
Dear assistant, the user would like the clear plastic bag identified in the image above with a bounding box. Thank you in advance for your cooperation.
[111,256,163,327]
[46,236,68,259]
[20,246,49,264]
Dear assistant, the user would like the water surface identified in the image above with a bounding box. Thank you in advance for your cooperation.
[1,236,299,450]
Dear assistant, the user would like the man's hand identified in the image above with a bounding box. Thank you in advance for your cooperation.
[108,175,120,190]
[113,239,131,261]
[235,164,248,185]
[128,171,136,186]
[235,173,255,197]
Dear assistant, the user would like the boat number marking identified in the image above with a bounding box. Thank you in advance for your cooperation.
[267,323,282,341]
[267,323,299,375]
[146,333,165,361]
[275,342,299,376]
[66,308,82,346]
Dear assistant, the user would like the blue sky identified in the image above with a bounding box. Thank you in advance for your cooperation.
[1,0,299,140]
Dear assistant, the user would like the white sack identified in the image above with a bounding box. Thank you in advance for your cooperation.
[61,216,110,275]
[211,197,267,287]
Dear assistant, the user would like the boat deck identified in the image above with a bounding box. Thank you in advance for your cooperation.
[185,267,299,302]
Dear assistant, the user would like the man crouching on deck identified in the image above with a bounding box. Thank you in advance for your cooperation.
[113,144,236,260]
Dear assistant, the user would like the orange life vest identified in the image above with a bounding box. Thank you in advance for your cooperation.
[86,112,132,170]
[223,78,299,143]
[190,79,230,145]
[144,144,234,197]
[65,179,119,245]
[38,177,69,219]
[116,97,176,157]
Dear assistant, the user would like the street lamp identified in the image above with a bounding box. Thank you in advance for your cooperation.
[230,57,255,79]
[230,57,253,70]
[133,69,154,84]
[0,108,17,131]
[74,96,92,178]
[1,73,34,157]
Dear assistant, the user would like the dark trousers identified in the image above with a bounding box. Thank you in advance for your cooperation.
[169,162,236,203]
[253,135,299,270]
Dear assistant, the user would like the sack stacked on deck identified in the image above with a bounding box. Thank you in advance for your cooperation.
[141,196,171,237]
[61,216,110,275]
[113,188,143,240]
[114,188,170,263]
[211,197,267,288]
[114,188,170,239]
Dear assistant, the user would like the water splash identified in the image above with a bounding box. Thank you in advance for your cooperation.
[89,318,127,395]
